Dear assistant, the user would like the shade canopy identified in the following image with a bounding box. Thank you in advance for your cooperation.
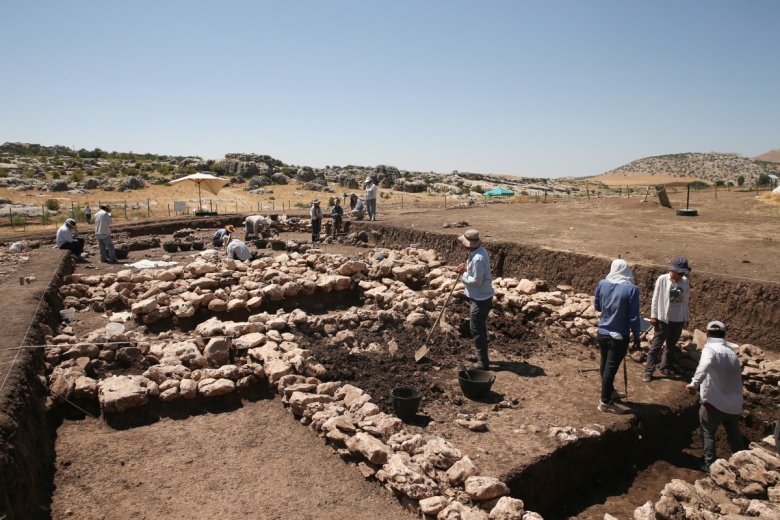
[483,187,515,197]
[170,172,229,210]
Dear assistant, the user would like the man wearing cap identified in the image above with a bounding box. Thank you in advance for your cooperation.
[223,235,254,262]
[686,321,743,473]
[456,229,494,370]
[94,205,117,264]
[364,177,377,221]
[56,218,86,261]
[645,256,691,381]
[310,199,322,243]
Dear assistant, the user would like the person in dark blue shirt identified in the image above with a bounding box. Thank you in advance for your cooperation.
[594,259,641,414]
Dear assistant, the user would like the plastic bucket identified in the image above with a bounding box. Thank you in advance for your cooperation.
[59,308,76,323]
[458,369,496,399]
[391,386,422,420]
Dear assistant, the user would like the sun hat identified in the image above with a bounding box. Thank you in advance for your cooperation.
[65,218,77,227]
[669,256,691,274]
[225,225,235,233]
[312,199,321,204]
[364,177,373,184]
[706,320,727,332]
[458,229,482,248]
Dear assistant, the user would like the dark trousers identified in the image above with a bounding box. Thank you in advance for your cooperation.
[700,405,743,470]
[59,238,84,257]
[332,218,342,237]
[470,298,492,367]
[598,334,628,405]
[311,219,321,242]
[646,320,684,375]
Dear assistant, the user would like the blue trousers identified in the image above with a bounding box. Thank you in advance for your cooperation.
[470,298,492,367]
[598,334,628,405]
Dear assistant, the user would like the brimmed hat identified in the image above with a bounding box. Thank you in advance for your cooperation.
[458,229,482,248]
[312,199,321,204]
[364,177,373,184]
[706,320,727,332]
[65,218,77,227]
[225,225,235,233]
[669,256,691,274]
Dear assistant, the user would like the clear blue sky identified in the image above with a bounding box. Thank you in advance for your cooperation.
[2,1,778,178]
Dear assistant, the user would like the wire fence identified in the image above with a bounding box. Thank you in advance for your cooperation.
[0,183,758,232]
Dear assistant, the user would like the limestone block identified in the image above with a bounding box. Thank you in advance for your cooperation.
[194,317,225,337]
[465,476,510,501]
[289,391,333,416]
[406,312,428,326]
[420,496,448,515]
[73,376,98,400]
[170,299,195,318]
[447,456,479,486]
[346,432,393,465]
[424,437,463,470]
[159,387,180,402]
[317,381,342,396]
[208,298,227,312]
[488,497,525,520]
[98,375,157,413]
[226,298,246,312]
[233,333,265,350]
[382,454,440,500]
[179,378,197,399]
[437,501,488,520]
[143,364,191,384]
[197,377,235,397]
[131,297,157,315]
[265,359,293,385]
[204,338,230,367]
[710,460,740,493]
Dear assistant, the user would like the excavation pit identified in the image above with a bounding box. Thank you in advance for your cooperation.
[1,220,779,519]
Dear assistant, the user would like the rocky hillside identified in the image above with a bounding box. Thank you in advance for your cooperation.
[754,149,780,163]
[602,152,779,185]
[0,142,574,202]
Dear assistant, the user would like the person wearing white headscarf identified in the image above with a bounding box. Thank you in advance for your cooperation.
[593,259,641,414]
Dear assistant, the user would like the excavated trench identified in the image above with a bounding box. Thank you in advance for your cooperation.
[1,221,778,519]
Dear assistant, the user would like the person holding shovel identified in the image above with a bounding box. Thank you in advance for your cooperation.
[644,256,691,382]
[594,259,641,415]
[456,229,494,370]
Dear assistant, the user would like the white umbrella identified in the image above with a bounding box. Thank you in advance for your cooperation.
[170,172,229,211]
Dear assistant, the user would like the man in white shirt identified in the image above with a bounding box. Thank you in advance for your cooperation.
[645,256,690,381]
[93,205,117,264]
[223,235,254,262]
[456,229,494,370]
[686,320,743,473]
[56,218,86,261]
[364,178,377,221]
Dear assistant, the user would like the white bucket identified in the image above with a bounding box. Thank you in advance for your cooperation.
[105,322,125,335]
[59,308,76,322]
[726,342,739,354]
[9,242,22,253]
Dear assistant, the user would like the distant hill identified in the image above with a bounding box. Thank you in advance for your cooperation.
[597,152,779,185]
[754,149,780,163]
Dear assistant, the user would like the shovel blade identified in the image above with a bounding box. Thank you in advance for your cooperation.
[414,344,429,363]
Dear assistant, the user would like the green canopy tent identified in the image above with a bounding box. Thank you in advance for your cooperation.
[483,187,515,197]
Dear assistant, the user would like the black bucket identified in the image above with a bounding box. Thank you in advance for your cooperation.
[391,386,422,420]
[458,369,496,399]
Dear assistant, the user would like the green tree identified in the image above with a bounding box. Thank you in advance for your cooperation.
[757,174,770,186]
[737,175,745,187]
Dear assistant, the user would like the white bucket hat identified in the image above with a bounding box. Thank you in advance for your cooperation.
[458,229,482,248]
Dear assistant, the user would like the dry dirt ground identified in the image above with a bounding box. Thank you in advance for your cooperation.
[1,189,778,520]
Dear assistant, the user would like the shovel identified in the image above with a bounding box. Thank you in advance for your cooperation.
[415,278,459,362]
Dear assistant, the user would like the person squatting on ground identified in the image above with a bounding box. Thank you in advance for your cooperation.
[456,229,494,370]
[645,256,691,382]
[331,198,343,238]
[56,218,86,261]
[364,177,377,221]
[310,199,322,243]
[686,321,744,473]
[94,205,117,264]
[223,235,254,262]
[213,224,234,247]
[594,259,641,415]
[244,215,269,238]
[350,194,366,220]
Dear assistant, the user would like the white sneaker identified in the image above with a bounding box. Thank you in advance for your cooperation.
[598,402,626,415]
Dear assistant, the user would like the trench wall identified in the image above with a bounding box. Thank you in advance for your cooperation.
[0,253,73,520]
[367,224,780,349]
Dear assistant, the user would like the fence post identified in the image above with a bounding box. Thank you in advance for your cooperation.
[148,199,151,217]
[124,200,127,219]
[444,195,447,208]
[168,204,170,217]
[42,205,45,226]
[71,202,75,219]
[9,207,12,230]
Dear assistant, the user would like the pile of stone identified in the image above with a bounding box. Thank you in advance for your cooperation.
[633,441,780,518]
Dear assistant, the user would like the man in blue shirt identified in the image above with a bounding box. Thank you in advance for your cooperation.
[594,259,641,414]
[456,229,494,370]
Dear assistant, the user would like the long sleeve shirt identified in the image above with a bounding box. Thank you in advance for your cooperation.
[650,273,689,323]
[94,210,113,237]
[56,224,74,247]
[365,184,377,201]
[310,206,322,220]
[460,247,494,301]
[226,240,253,262]
[594,279,640,341]
[690,338,743,415]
